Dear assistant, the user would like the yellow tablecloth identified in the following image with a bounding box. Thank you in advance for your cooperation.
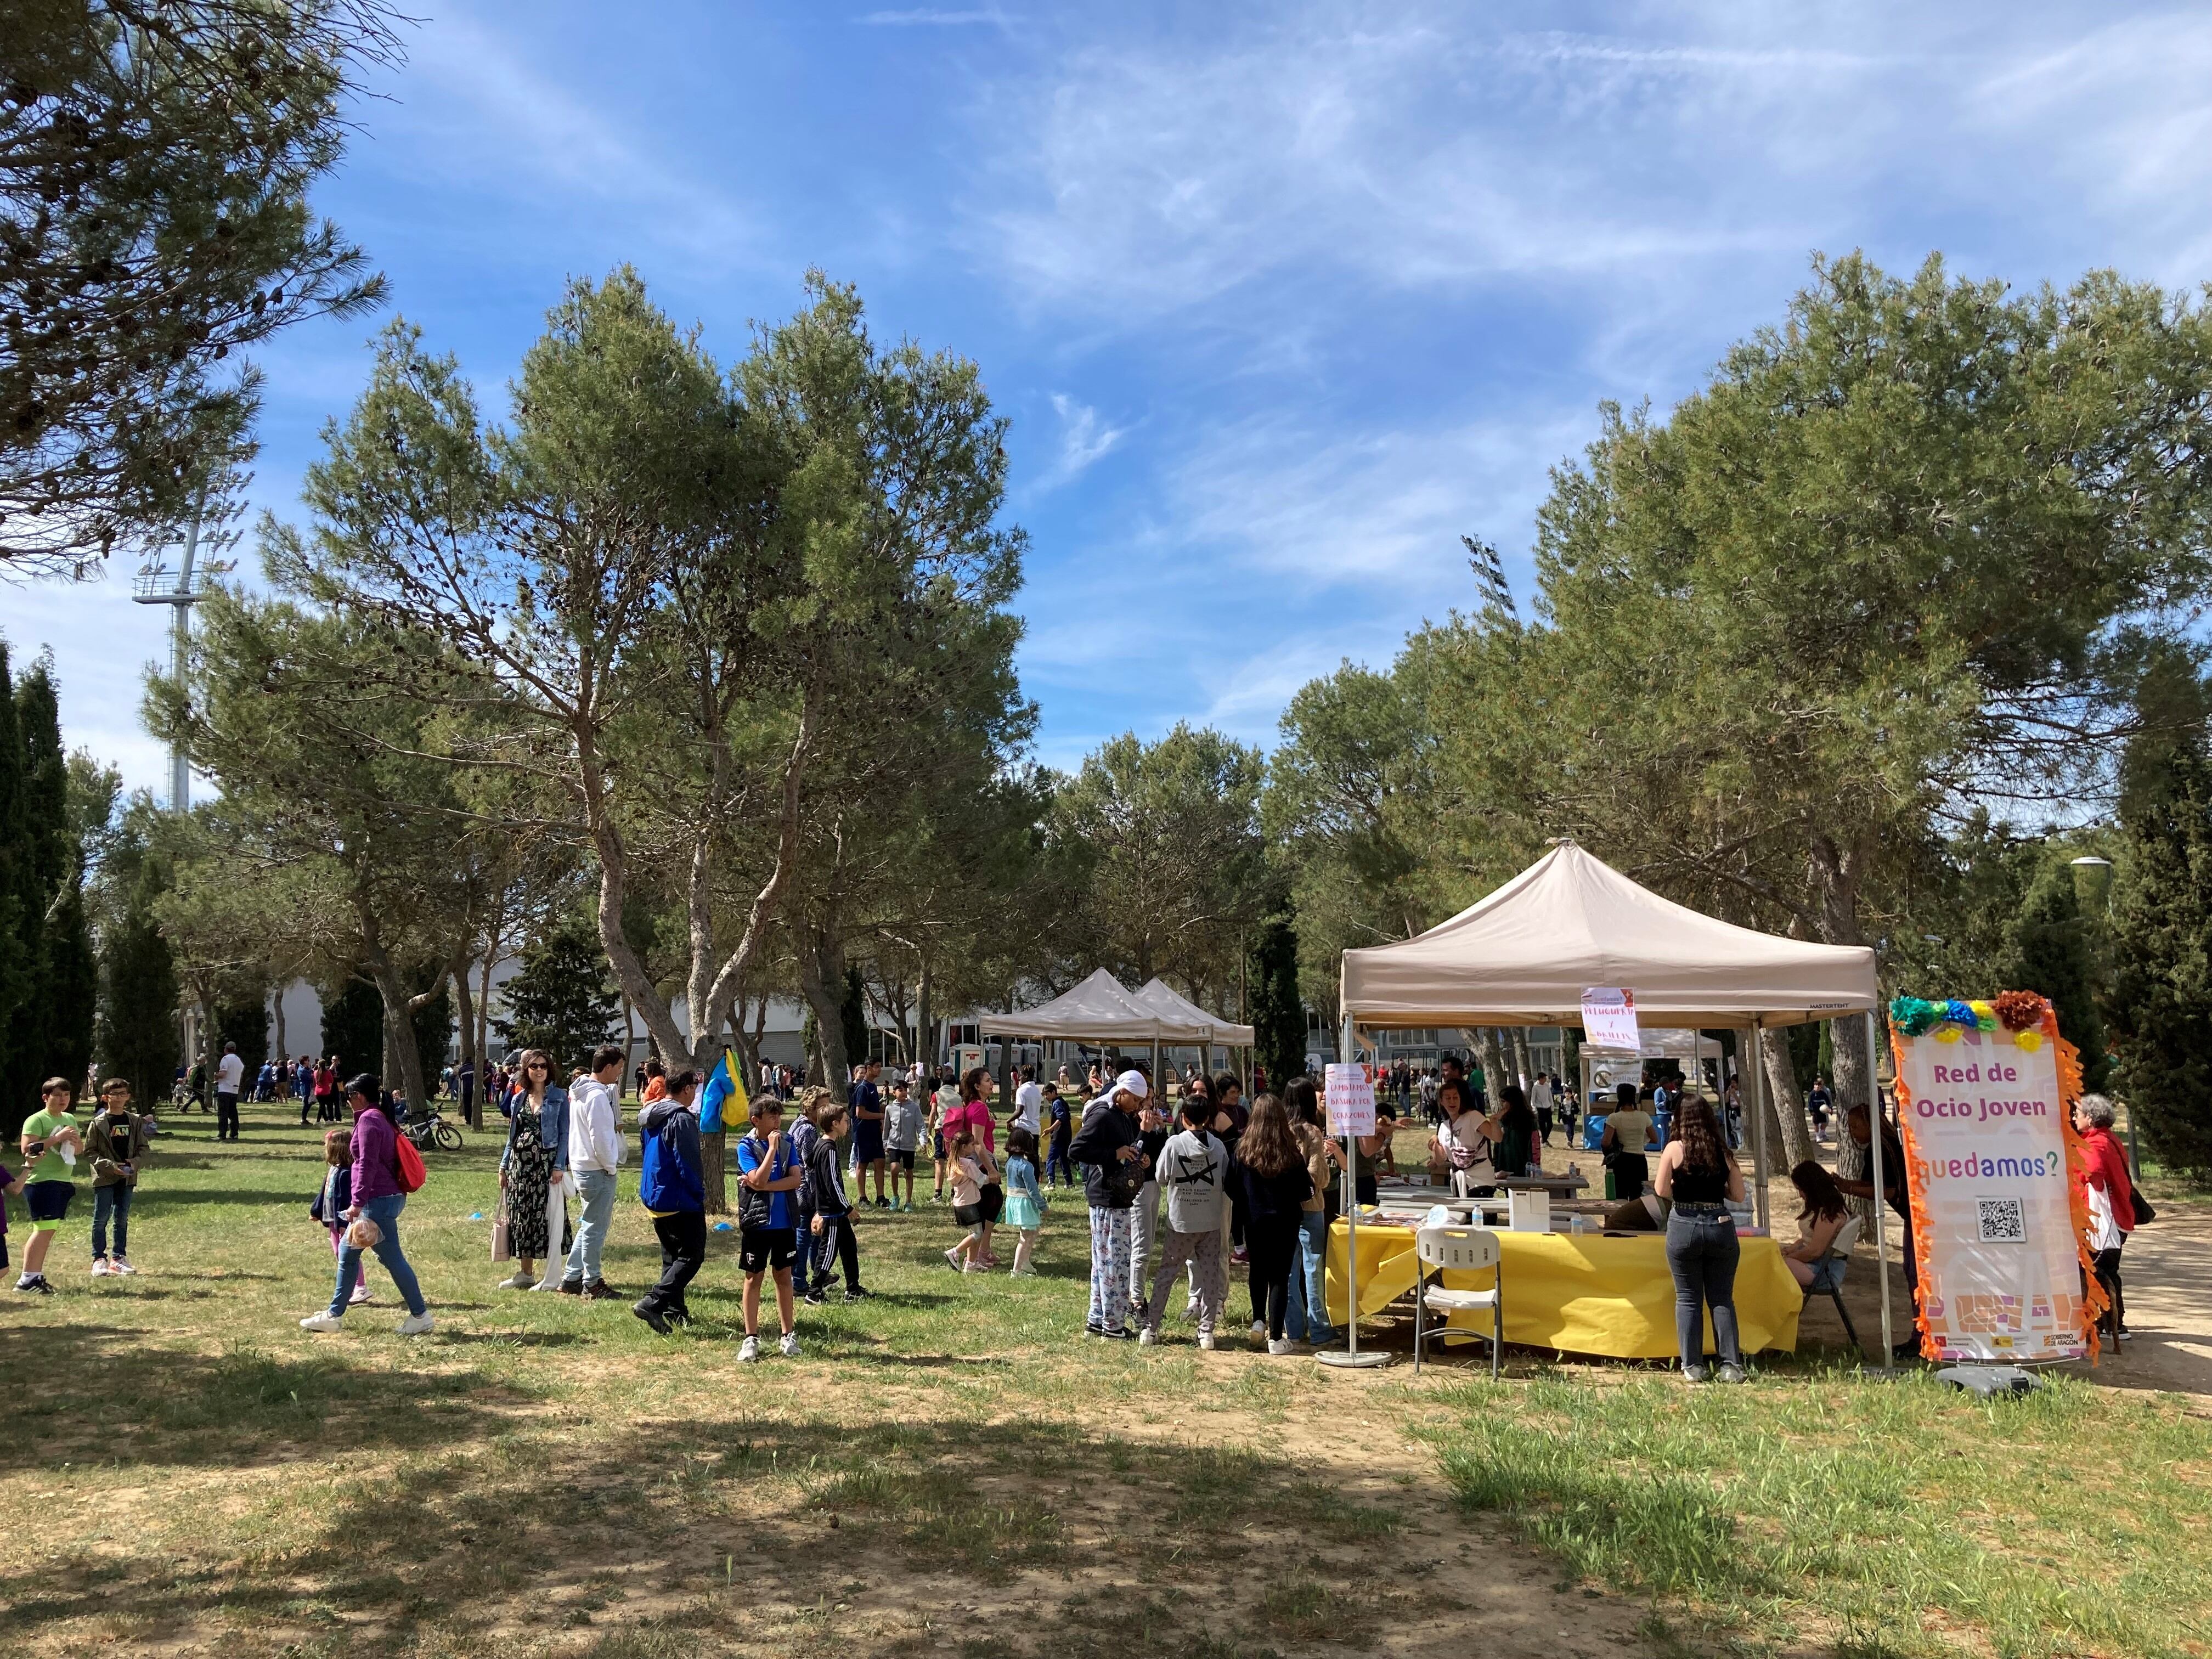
[1325,1221,1802,1360]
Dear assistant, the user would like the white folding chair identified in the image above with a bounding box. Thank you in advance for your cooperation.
[1413,1226,1503,1378]
[1801,1213,1864,1353]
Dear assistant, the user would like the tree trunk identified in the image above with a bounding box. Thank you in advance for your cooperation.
[796,918,853,1101]
[1475,1029,1509,1105]
[361,933,431,1123]
[1757,1028,1819,1171]
[917,960,934,1078]
[701,1129,729,1217]
[454,967,479,1128]
[1509,1028,1535,1093]
[271,985,287,1075]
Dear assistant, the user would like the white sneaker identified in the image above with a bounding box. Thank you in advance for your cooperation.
[1267,1337,1294,1356]
[1251,1320,1267,1341]
[1198,1332,1217,1351]
[1138,1327,1157,1346]
[299,1311,345,1333]
[778,1331,801,1358]
[737,1335,761,1363]
[91,1259,112,1277]
[397,1312,435,1336]
[111,1258,137,1275]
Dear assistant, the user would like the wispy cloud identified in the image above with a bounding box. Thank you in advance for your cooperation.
[857,9,1014,25]
[1033,393,1127,489]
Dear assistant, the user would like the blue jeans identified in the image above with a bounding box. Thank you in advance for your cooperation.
[1288,1210,1334,1344]
[329,1193,426,1318]
[1664,1207,1741,1369]
[565,1168,619,1285]
[93,1184,133,1259]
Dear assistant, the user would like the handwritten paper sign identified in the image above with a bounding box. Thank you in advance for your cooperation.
[1324,1062,1375,1137]
[1580,987,1639,1051]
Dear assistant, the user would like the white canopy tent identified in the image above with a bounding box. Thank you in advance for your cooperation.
[981,968,1194,1045]
[1133,978,1255,1050]
[1334,840,1897,1364]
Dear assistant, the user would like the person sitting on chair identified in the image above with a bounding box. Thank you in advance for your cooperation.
[1780,1160,1850,1291]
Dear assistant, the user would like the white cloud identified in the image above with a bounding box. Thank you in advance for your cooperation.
[1033,393,1127,489]
[1163,410,1583,590]
[857,8,1015,24]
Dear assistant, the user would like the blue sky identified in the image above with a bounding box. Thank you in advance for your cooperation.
[11,2,2212,794]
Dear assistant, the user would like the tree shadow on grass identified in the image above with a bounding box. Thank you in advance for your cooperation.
[0,1324,542,1476]
[0,1404,1437,1657]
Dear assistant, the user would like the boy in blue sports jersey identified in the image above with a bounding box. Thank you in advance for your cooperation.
[735,1096,806,1361]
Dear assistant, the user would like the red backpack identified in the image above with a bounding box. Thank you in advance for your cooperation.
[394,1132,427,1194]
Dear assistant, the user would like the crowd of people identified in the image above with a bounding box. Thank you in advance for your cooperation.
[7,1045,2144,1373]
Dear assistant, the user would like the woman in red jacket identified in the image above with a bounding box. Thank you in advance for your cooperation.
[2074,1093,2135,1349]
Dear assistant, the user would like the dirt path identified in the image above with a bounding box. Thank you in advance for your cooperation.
[2085,1203,2212,1403]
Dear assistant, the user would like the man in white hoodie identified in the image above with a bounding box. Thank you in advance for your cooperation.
[1137,1093,1229,1349]
[560,1045,628,1299]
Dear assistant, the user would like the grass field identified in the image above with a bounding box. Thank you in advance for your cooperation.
[3,1099,2205,1659]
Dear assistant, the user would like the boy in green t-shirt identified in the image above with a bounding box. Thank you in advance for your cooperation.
[19,1077,84,1295]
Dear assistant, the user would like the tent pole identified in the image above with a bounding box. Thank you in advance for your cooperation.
[1867,1008,1895,1374]
[1750,1019,1769,1230]
[1344,1015,1360,1357]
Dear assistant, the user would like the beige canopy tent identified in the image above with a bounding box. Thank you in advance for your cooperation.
[1340,840,1876,1032]
[1335,840,1899,1364]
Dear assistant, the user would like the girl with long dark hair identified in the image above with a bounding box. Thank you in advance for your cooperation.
[1653,1091,1745,1380]
[1231,1092,1314,1354]
[1781,1159,1850,1293]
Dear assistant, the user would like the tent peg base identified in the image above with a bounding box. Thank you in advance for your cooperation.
[1933,1363,2041,1398]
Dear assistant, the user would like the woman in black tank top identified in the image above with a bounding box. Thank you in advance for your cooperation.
[1655,1093,1746,1381]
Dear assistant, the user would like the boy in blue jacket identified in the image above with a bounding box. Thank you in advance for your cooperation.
[633,1069,705,1335]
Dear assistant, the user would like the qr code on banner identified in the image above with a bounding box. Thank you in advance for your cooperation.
[1977,1198,2027,1242]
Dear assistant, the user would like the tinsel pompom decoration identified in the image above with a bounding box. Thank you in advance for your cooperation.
[1993,990,2045,1032]
[1967,1000,1999,1031]
[1889,996,1944,1036]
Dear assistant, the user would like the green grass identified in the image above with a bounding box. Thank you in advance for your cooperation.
[4,1097,2205,1658]
[1417,1367,2212,1659]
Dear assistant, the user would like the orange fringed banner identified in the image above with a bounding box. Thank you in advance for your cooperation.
[1888,990,2102,1365]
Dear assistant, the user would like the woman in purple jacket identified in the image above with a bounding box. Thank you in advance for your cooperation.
[301,1075,432,1335]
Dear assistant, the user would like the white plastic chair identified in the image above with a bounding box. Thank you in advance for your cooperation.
[1801,1213,1863,1353]
[1413,1226,1503,1377]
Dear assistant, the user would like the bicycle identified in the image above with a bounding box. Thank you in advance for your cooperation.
[402,1109,465,1153]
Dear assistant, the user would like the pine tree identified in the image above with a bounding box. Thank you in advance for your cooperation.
[1248,918,1307,1088]
[492,918,619,1075]
[409,973,453,1095]
[2005,860,2111,1090]
[2106,735,2212,1182]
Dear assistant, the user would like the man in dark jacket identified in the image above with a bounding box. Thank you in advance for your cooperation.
[1069,1069,1149,1339]
[633,1070,704,1335]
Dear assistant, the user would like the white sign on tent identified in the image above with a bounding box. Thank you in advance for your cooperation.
[1581,986,1640,1049]
[1324,1063,1375,1137]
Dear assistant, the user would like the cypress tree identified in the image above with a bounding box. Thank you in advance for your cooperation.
[2106,732,2212,1182]
[490,918,619,1074]
[96,817,179,1107]
[216,995,270,1068]
[840,965,870,1070]
[320,977,385,1079]
[2005,860,2111,1090]
[1248,918,1308,1088]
